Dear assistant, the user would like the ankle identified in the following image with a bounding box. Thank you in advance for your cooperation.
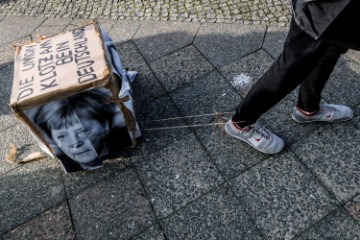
[296,107,318,116]
[231,119,242,130]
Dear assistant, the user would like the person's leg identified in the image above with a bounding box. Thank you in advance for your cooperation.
[232,18,339,128]
[296,45,348,113]
[291,43,353,123]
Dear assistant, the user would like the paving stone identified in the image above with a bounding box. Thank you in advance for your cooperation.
[0,64,14,118]
[322,57,360,108]
[0,158,65,234]
[262,26,288,59]
[168,70,267,179]
[230,150,338,240]
[2,202,75,240]
[0,123,42,175]
[133,224,166,240]
[133,64,167,107]
[261,90,325,145]
[136,95,192,153]
[133,20,200,62]
[0,0,291,25]
[294,208,360,239]
[345,194,360,225]
[0,16,45,44]
[150,45,214,92]
[169,71,241,125]
[63,18,94,31]
[194,23,266,68]
[106,20,141,45]
[69,167,156,240]
[62,156,132,197]
[162,186,264,240]
[0,36,31,66]
[135,133,224,218]
[115,41,166,107]
[290,123,360,203]
[115,41,148,70]
[345,49,360,64]
[0,63,20,130]
[194,121,268,180]
[97,19,117,32]
[31,17,72,39]
[219,49,273,97]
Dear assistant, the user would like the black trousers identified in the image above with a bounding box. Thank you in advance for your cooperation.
[233,18,348,128]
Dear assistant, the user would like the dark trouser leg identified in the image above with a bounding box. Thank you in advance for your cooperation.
[232,18,347,127]
[296,45,347,112]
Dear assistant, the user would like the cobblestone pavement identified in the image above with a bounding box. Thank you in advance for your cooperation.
[0,0,291,25]
[2,1,360,240]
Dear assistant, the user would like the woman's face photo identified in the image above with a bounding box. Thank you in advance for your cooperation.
[51,118,109,164]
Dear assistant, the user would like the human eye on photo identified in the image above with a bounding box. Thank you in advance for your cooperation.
[56,134,68,141]
[77,128,91,138]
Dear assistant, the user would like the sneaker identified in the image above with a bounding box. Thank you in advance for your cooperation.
[292,104,353,123]
[224,119,284,154]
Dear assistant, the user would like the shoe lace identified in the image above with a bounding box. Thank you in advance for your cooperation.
[254,122,270,140]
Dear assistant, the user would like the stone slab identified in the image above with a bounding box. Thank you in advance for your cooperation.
[290,123,360,203]
[261,90,325,145]
[133,21,200,62]
[0,64,14,117]
[31,17,72,39]
[194,123,268,180]
[62,156,131,197]
[0,64,16,130]
[106,20,141,45]
[0,159,65,234]
[345,49,360,64]
[115,41,166,107]
[295,208,360,239]
[194,23,266,68]
[0,123,42,174]
[169,71,241,125]
[262,26,288,59]
[2,202,75,240]
[136,95,193,154]
[345,194,360,225]
[150,45,214,92]
[219,49,274,97]
[0,16,45,44]
[322,57,360,108]
[230,150,338,240]
[0,36,31,66]
[162,186,264,239]
[69,167,156,240]
[135,133,224,218]
[133,224,166,240]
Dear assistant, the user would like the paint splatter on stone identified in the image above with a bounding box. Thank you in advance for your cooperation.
[231,73,253,91]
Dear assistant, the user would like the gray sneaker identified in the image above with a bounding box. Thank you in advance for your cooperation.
[224,119,284,154]
[292,104,353,123]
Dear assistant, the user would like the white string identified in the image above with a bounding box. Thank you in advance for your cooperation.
[138,111,234,131]
[138,111,233,123]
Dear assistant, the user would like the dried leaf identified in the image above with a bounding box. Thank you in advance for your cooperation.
[5,144,46,164]
[5,144,17,164]
[35,34,46,40]
[19,152,46,163]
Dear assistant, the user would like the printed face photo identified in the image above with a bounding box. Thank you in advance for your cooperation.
[23,87,130,173]
[50,117,109,164]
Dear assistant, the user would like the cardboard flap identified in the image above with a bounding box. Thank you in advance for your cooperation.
[11,23,110,108]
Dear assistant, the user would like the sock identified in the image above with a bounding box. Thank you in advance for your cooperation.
[296,107,319,116]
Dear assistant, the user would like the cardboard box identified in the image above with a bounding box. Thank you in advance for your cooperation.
[10,22,140,173]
